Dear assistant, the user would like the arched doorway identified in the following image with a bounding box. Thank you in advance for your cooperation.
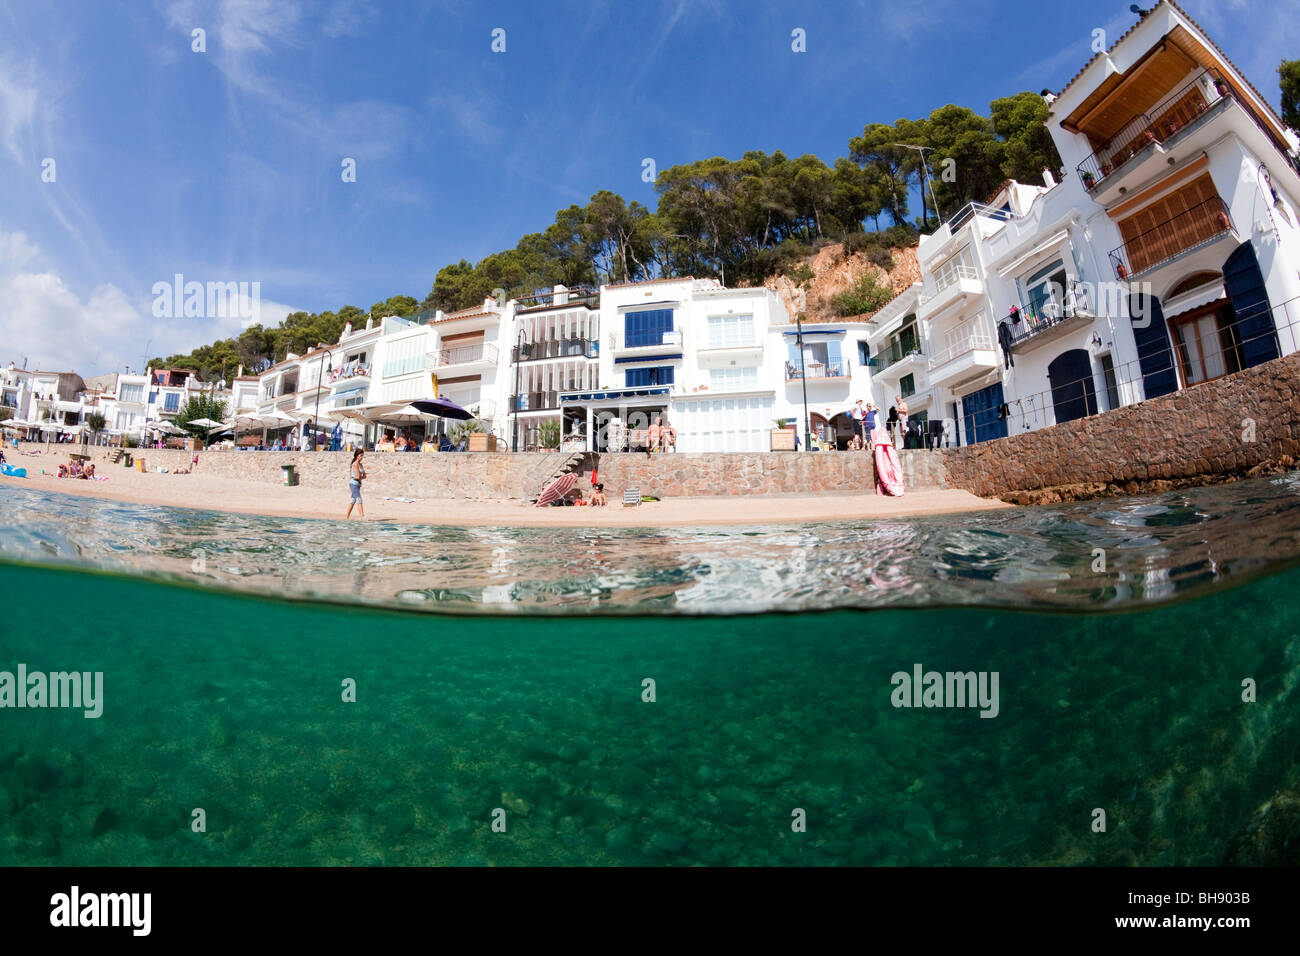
[1047,349,1098,425]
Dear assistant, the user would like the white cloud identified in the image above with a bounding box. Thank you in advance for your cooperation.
[0,56,39,163]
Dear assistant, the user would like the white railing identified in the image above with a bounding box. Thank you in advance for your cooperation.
[921,262,980,303]
[929,318,994,370]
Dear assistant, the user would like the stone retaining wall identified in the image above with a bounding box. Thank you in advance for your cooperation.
[63,445,950,499]
[942,351,1300,497]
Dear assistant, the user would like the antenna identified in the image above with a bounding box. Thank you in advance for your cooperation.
[894,143,942,229]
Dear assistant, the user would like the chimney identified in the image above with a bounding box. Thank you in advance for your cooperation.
[1043,167,1057,188]
[237,364,244,378]
[553,283,569,306]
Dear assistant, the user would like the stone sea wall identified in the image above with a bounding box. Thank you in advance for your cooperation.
[70,445,955,499]
[942,351,1300,498]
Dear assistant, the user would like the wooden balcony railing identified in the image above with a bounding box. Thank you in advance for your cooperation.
[1108,197,1235,279]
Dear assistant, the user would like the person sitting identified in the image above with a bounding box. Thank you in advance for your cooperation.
[83,463,95,479]
[57,463,68,478]
[591,483,607,507]
[395,435,407,451]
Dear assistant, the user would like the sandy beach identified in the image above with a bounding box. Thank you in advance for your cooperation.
[0,448,1009,527]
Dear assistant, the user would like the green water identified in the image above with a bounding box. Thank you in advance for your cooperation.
[1,560,1296,866]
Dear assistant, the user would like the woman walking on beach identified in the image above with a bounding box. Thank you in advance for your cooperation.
[347,449,366,519]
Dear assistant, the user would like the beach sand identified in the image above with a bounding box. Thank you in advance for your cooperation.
[0,450,1009,527]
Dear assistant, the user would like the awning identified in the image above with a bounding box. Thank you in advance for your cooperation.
[1164,284,1227,319]
[782,329,847,336]
[331,382,370,399]
[993,229,1071,278]
[560,387,671,405]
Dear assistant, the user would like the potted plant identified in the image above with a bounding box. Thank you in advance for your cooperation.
[1081,170,1096,189]
[537,419,562,450]
[1100,160,1114,177]
[1214,78,1229,98]
[771,418,797,451]
[1116,262,1129,280]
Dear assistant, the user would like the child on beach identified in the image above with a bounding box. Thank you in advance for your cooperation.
[347,449,366,519]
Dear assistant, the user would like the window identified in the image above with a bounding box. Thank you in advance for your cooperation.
[383,336,425,377]
[1020,259,1068,320]
[120,384,144,404]
[623,309,674,348]
[1172,303,1243,385]
[625,366,674,387]
[785,339,845,378]
[899,374,915,398]
[163,393,180,412]
[709,367,758,391]
[857,341,870,365]
[706,314,755,348]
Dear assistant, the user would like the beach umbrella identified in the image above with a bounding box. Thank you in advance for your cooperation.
[409,396,473,421]
[534,472,578,507]
[187,417,225,445]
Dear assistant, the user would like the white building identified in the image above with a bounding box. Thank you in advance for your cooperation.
[872,0,1300,446]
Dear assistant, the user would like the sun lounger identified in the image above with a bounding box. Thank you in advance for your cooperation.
[623,486,641,507]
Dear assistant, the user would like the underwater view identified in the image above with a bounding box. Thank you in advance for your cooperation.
[2,473,1299,866]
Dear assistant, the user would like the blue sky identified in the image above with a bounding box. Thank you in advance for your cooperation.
[1,0,1296,375]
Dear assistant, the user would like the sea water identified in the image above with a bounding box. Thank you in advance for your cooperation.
[1,475,1299,865]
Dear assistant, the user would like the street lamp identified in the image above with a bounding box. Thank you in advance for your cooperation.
[512,327,527,452]
[796,312,811,453]
[311,349,334,452]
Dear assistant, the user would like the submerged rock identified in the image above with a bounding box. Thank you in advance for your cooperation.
[1224,786,1300,865]
[91,807,120,837]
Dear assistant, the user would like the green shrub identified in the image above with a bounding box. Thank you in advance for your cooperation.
[830,273,893,317]
[866,247,895,270]
[787,263,816,286]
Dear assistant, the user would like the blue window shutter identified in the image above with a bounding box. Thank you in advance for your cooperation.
[1047,349,1098,424]
[787,342,800,366]
[1222,242,1279,368]
[1128,294,1177,400]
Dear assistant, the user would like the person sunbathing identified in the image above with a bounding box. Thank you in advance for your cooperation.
[82,463,95,479]
[591,483,607,507]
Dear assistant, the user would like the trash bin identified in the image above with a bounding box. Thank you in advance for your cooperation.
[124,454,133,468]
[135,458,146,472]
[282,464,297,486]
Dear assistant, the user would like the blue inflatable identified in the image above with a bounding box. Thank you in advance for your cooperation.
[1,463,27,478]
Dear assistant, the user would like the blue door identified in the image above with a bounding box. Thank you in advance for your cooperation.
[1222,242,1279,368]
[961,382,1007,445]
[1047,349,1098,425]
[1129,294,1178,400]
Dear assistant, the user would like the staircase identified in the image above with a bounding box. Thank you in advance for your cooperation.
[521,451,588,497]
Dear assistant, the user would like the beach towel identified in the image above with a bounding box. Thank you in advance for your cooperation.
[871,428,905,497]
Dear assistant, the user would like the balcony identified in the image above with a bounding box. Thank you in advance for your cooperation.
[1076,73,1217,193]
[917,263,983,319]
[1076,72,1300,203]
[609,330,681,355]
[785,360,849,383]
[426,342,499,374]
[1009,281,1097,353]
[928,325,998,389]
[870,338,925,377]
[1108,197,1236,281]
[511,392,561,413]
[511,339,596,362]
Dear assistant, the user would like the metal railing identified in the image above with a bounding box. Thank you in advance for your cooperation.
[871,337,925,371]
[1108,196,1235,279]
[928,331,995,371]
[511,391,561,412]
[957,292,1298,445]
[1075,72,1215,189]
[920,262,980,304]
[1008,280,1095,346]
[609,330,680,350]
[430,343,499,367]
[512,339,595,362]
[785,361,848,381]
[944,201,1016,233]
